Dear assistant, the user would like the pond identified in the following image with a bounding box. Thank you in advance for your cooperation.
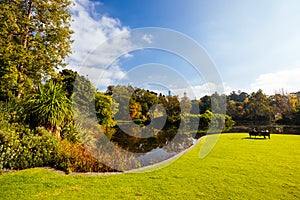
[91,124,197,171]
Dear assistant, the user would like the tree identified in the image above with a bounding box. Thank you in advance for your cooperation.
[25,80,72,137]
[229,91,249,102]
[211,92,226,114]
[0,0,73,100]
[55,69,79,99]
[198,110,212,130]
[111,85,134,121]
[190,100,201,114]
[226,100,247,123]
[291,106,300,125]
[180,93,192,115]
[95,92,118,128]
[134,88,158,124]
[246,89,273,124]
[199,95,211,114]
[160,95,181,123]
[270,93,294,122]
[56,69,97,118]
[129,102,143,121]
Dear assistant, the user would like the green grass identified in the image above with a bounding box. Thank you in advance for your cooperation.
[1,133,299,200]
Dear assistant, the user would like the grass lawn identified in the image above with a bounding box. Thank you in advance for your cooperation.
[0,133,299,200]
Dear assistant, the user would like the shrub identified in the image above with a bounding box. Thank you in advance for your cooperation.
[60,122,82,143]
[53,140,114,173]
[0,111,59,171]
[0,101,24,124]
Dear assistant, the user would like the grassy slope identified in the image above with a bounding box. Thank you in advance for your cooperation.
[0,134,299,200]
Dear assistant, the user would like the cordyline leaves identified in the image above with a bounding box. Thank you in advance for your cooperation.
[25,80,72,133]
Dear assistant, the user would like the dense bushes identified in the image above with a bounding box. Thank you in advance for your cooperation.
[0,116,116,173]
[0,105,122,173]
[0,102,57,170]
[0,121,116,172]
[187,111,235,131]
[0,122,59,170]
[53,140,115,173]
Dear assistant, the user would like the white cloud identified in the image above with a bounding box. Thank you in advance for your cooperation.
[167,82,227,99]
[250,68,300,94]
[67,0,132,88]
[142,34,153,44]
[72,64,127,89]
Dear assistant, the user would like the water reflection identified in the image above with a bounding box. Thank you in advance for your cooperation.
[109,123,198,167]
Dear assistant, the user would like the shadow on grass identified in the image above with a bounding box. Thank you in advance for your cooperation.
[242,137,269,140]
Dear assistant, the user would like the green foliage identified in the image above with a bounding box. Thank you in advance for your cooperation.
[110,85,134,121]
[199,95,211,114]
[190,99,201,114]
[108,85,163,124]
[0,98,27,125]
[225,89,299,126]
[293,108,300,125]
[60,122,82,144]
[0,121,59,170]
[0,0,73,99]
[229,91,249,102]
[70,72,97,119]
[223,115,235,131]
[56,69,97,103]
[188,110,235,131]
[95,92,118,128]
[159,95,181,123]
[0,104,110,173]
[210,92,227,114]
[198,110,212,129]
[25,80,72,135]
[132,88,159,123]
[246,89,273,123]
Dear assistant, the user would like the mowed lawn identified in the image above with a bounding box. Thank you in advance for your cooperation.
[0,134,299,200]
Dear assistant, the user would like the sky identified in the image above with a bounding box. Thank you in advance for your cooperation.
[68,0,300,98]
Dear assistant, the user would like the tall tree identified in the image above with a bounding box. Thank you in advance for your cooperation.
[246,89,273,123]
[111,85,134,121]
[270,93,294,121]
[199,95,211,114]
[159,95,181,123]
[95,92,118,128]
[0,0,73,100]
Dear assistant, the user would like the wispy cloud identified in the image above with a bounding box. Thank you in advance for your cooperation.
[250,68,300,95]
[68,0,132,88]
[78,64,127,89]
[142,34,153,44]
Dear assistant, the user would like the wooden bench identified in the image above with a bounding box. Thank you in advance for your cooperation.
[249,130,270,139]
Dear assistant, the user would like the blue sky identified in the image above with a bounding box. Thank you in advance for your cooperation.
[68,0,300,97]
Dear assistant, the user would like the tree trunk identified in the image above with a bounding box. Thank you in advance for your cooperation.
[24,1,33,49]
[47,125,62,140]
[54,125,62,139]
[17,1,33,99]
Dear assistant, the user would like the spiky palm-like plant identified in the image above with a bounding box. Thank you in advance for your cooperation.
[26,81,72,137]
